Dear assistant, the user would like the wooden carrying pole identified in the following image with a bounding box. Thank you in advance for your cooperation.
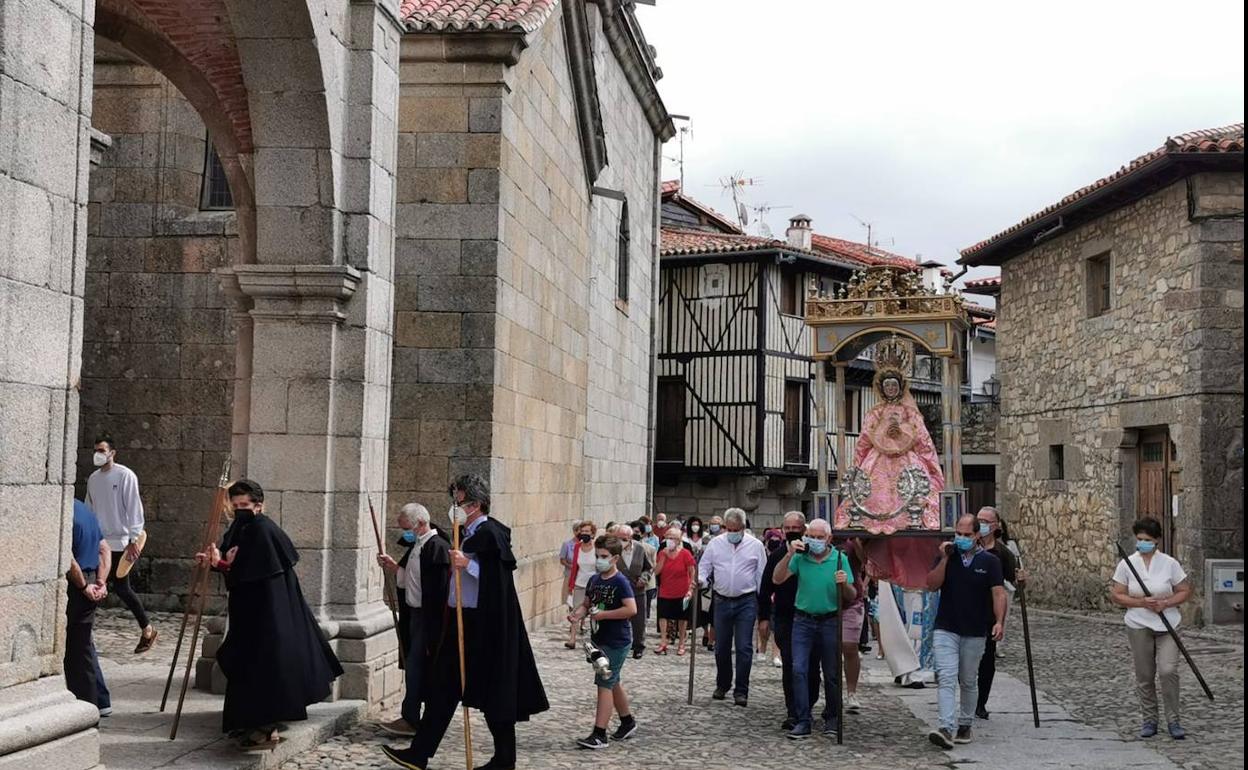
[162,457,231,739]
[367,496,404,670]
[1013,548,1041,728]
[1114,541,1214,701]
[452,519,474,769]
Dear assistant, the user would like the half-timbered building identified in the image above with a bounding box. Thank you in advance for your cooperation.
[653,186,967,527]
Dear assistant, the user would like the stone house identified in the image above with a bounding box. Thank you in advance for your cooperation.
[653,190,998,527]
[959,123,1245,619]
[0,0,670,765]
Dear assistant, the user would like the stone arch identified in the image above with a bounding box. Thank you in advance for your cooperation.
[94,0,258,265]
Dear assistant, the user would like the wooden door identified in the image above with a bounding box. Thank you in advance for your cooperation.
[1137,428,1172,545]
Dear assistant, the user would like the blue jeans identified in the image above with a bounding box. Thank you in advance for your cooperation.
[712,593,757,696]
[933,629,986,733]
[792,612,841,728]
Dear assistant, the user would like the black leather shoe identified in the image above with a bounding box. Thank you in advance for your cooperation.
[476,760,516,770]
[381,745,428,770]
[734,693,748,707]
[975,707,990,720]
[711,688,727,700]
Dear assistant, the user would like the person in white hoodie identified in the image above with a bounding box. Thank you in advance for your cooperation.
[85,434,157,653]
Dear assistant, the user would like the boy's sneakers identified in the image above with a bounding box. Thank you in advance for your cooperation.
[954,725,973,744]
[611,716,638,741]
[1140,720,1158,738]
[786,722,812,740]
[576,730,609,750]
[928,728,954,749]
[1167,722,1186,740]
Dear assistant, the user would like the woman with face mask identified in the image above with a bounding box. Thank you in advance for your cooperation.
[653,526,697,655]
[1110,518,1193,740]
[566,521,600,649]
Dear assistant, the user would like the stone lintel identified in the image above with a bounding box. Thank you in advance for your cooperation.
[400,31,527,65]
[230,264,362,324]
[88,128,112,167]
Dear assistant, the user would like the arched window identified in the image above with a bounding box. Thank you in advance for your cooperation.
[617,199,630,302]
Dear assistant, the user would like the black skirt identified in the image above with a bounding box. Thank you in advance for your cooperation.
[656,597,689,621]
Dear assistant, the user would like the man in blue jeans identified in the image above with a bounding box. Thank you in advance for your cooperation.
[925,513,1006,749]
[771,517,856,739]
[698,508,768,706]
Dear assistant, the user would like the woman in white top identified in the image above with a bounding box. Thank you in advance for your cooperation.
[1109,517,1192,740]
[566,521,599,649]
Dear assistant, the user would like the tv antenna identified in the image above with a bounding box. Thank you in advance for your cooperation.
[849,213,878,255]
[718,172,762,229]
[664,115,692,191]
[749,203,791,238]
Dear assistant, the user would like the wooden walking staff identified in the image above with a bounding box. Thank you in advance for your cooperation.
[451,514,474,770]
[686,583,699,705]
[1012,546,1041,728]
[367,496,405,670]
[161,456,231,739]
[1114,541,1215,701]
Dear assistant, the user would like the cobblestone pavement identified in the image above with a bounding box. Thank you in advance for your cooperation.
[995,609,1245,770]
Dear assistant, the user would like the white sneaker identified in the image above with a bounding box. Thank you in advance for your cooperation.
[772,656,782,668]
[845,694,861,713]
[99,707,113,718]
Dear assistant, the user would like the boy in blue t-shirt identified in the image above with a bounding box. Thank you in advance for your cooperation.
[568,535,638,749]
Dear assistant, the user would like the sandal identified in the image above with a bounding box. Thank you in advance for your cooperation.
[239,729,281,752]
[564,642,577,649]
[677,644,686,656]
[655,645,668,656]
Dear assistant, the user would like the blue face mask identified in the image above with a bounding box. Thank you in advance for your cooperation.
[644,525,652,534]
[978,523,991,537]
[709,524,722,535]
[400,530,416,544]
[954,535,975,552]
[804,536,827,555]
[1136,540,1156,554]
[595,557,613,573]
[726,531,744,545]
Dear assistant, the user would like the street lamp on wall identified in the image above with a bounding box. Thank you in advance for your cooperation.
[983,374,1001,404]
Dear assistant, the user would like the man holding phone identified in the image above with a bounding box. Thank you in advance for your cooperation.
[924,513,1007,749]
[770,518,856,740]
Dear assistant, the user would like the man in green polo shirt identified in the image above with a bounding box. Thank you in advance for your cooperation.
[772,518,856,739]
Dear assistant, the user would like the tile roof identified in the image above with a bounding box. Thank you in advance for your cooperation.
[660,227,787,257]
[810,234,920,270]
[961,123,1245,261]
[661,179,681,196]
[963,275,1001,294]
[661,181,744,234]
[400,0,557,32]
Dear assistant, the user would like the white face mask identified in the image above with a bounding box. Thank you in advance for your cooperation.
[93,452,109,467]
[666,538,680,550]
[448,505,468,525]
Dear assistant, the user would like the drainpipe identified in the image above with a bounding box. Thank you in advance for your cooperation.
[645,138,662,517]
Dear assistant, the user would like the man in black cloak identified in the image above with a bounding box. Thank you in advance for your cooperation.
[382,474,549,770]
[196,479,344,751]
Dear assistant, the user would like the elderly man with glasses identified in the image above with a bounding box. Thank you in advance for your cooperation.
[698,507,768,707]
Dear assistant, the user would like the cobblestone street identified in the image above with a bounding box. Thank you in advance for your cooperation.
[262,609,1244,770]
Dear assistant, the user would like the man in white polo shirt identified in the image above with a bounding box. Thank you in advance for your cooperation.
[85,434,157,653]
[698,507,768,707]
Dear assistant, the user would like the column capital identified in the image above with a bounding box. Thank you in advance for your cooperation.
[225,264,362,324]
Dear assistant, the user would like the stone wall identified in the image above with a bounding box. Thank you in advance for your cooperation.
[77,49,238,610]
[997,173,1245,619]
[654,473,809,532]
[390,7,660,628]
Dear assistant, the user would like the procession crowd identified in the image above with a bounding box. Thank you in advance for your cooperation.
[65,436,1196,770]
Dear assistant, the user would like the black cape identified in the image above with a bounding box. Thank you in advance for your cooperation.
[215,512,344,733]
[432,517,548,722]
[395,529,452,680]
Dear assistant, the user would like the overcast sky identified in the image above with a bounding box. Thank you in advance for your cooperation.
[635,0,1245,286]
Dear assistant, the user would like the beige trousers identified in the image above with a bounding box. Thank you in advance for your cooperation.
[1126,626,1181,724]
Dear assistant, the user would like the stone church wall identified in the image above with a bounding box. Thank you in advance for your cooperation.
[997,173,1244,619]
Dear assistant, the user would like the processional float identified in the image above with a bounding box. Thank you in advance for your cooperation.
[802,266,1039,738]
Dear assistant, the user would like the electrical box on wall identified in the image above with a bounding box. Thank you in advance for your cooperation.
[1205,559,1244,625]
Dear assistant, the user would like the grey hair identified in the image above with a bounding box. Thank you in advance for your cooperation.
[449,473,490,513]
[723,508,747,528]
[614,524,633,539]
[782,510,807,526]
[400,502,430,525]
[977,506,999,519]
[807,518,831,535]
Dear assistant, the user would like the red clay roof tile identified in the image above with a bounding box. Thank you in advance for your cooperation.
[400,0,557,32]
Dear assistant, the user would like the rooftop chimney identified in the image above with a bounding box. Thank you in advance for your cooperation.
[786,215,812,251]
[919,260,944,293]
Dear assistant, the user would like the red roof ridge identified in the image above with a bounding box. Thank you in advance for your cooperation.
[810,233,919,270]
[961,122,1244,260]
[401,0,557,32]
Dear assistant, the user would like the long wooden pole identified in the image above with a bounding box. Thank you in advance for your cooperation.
[367,496,404,670]
[161,514,210,712]
[166,457,231,738]
[1114,541,1214,701]
[686,584,698,705]
[452,518,474,770]
[1013,548,1041,728]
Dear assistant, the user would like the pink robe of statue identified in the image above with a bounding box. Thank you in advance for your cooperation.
[835,395,944,588]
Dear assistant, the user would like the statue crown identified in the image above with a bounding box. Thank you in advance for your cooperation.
[875,336,913,376]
